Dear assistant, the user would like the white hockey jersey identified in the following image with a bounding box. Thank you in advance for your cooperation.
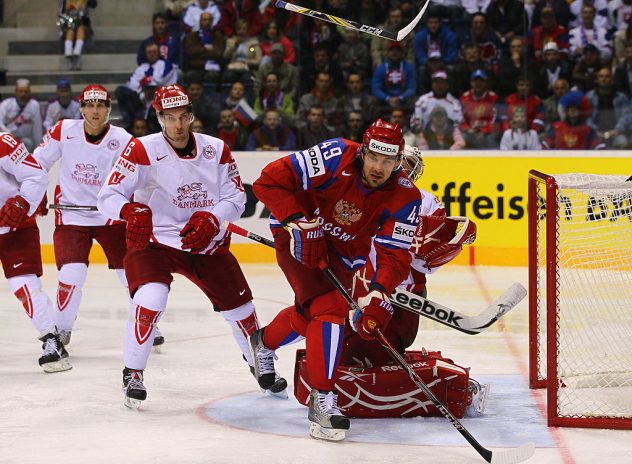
[0,97,43,152]
[34,119,132,226]
[0,132,48,235]
[97,131,246,254]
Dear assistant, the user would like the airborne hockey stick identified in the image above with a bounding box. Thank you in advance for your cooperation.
[275,0,429,41]
[223,221,526,334]
[313,262,535,464]
[49,204,98,211]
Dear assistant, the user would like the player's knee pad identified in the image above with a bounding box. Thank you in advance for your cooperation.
[8,274,41,318]
[289,307,309,336]
[131,282,169,313]
[59,263,88,287]
[221,301,259,337]
[310,290,348,324]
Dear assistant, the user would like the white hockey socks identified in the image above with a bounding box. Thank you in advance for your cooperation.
[124,282,168,370]
[56,263,88,332]
[64,40,73,57]
[221,301,260,366]
[73,39,84,56]
[115,268,131,301]
[8,274,56,337]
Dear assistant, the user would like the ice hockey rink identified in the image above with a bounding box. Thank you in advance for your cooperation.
[2,263,631,464]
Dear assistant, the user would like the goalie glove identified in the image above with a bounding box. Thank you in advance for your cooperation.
[353,290,394,341]
[412,215,477,271]
[120,202,153,249]
[284,217,327,269]
[0,195,30,228]
[180,211,220,253]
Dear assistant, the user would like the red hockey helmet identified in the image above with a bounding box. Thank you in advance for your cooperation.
[362,119,405,157]
[80,84,111,106]
[152,84,192,113]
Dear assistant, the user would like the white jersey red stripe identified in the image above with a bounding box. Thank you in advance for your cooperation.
[0,132,48,235]
[98,131,246,253]
[34,119,132,226]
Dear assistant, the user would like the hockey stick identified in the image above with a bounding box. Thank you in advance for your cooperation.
[223,221,525,335]
[48,204,98,211]
[375,329,535,463]
[275,0,429,41]
[392,284,526,335]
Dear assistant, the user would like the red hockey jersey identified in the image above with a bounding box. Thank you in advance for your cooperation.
[253,138,422,294]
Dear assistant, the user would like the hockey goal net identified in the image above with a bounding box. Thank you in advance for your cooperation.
[528,171,632,429]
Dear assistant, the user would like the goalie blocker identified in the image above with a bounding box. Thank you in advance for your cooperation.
[294,348,475,418]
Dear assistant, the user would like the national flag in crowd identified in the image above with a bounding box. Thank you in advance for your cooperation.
[233,99,257,129]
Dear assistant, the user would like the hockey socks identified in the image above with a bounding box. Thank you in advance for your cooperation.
[221,301,260,366]
[56,263,88,334]
[123,282,167,371]
[305,320,344,391]
[8,274,57,336]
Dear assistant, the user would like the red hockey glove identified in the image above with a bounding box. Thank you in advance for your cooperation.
[353,290,394,341]
[412,215,477,271]
[179,211,220,253]
[284,218,327,269]
[120,202,153,249]
[0,195,30,228]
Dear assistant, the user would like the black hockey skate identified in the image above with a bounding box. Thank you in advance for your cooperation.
[152,326,165,353]
[248,329,288,398]
[38,333,71,373]
[123,367,147,410]
[308,389,350,441]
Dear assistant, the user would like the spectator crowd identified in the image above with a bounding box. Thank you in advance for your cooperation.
[4,0,632,151]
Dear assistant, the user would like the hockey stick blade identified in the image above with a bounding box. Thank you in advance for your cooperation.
[276,0,429,41]
[390,283,526,335]
[491,442,535,464]
[49,204,98,211]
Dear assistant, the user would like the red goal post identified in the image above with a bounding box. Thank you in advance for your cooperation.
[528,170,632,429]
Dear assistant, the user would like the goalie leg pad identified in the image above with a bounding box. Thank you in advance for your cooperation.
[295,349,473,418]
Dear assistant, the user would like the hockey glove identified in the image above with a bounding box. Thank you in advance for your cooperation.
[353,290,394,341]
[284,218,327,269]
[0,195,30,228]
[179,211,220,253]
[120,202,153,249]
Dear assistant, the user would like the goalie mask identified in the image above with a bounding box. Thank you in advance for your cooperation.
[402,145,425,183]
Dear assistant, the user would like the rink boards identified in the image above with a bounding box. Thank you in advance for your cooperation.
[37,150,632,267]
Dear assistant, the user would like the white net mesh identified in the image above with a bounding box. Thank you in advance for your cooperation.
[536,173,632,421]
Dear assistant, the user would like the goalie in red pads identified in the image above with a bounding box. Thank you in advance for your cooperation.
[294,146,489,419]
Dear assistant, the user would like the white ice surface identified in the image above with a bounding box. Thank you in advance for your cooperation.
[1,264,631,464]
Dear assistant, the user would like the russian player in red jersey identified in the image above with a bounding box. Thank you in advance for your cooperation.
[294,146,488,420]
[98,84,283,409]
[0,132,71,372]
[250,120,422,441]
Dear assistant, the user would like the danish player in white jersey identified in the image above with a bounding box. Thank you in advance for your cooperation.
[0,132,71,372]
[33,85,164,351]
[97,84,285,409]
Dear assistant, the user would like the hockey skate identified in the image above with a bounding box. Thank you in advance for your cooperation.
[38,333,71,373]
[248,329,288,398]
[467,378,490,415]
[122,367,147,410]
[59,330,71,346]
[308,389,350,442]
[152,326,165,353]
